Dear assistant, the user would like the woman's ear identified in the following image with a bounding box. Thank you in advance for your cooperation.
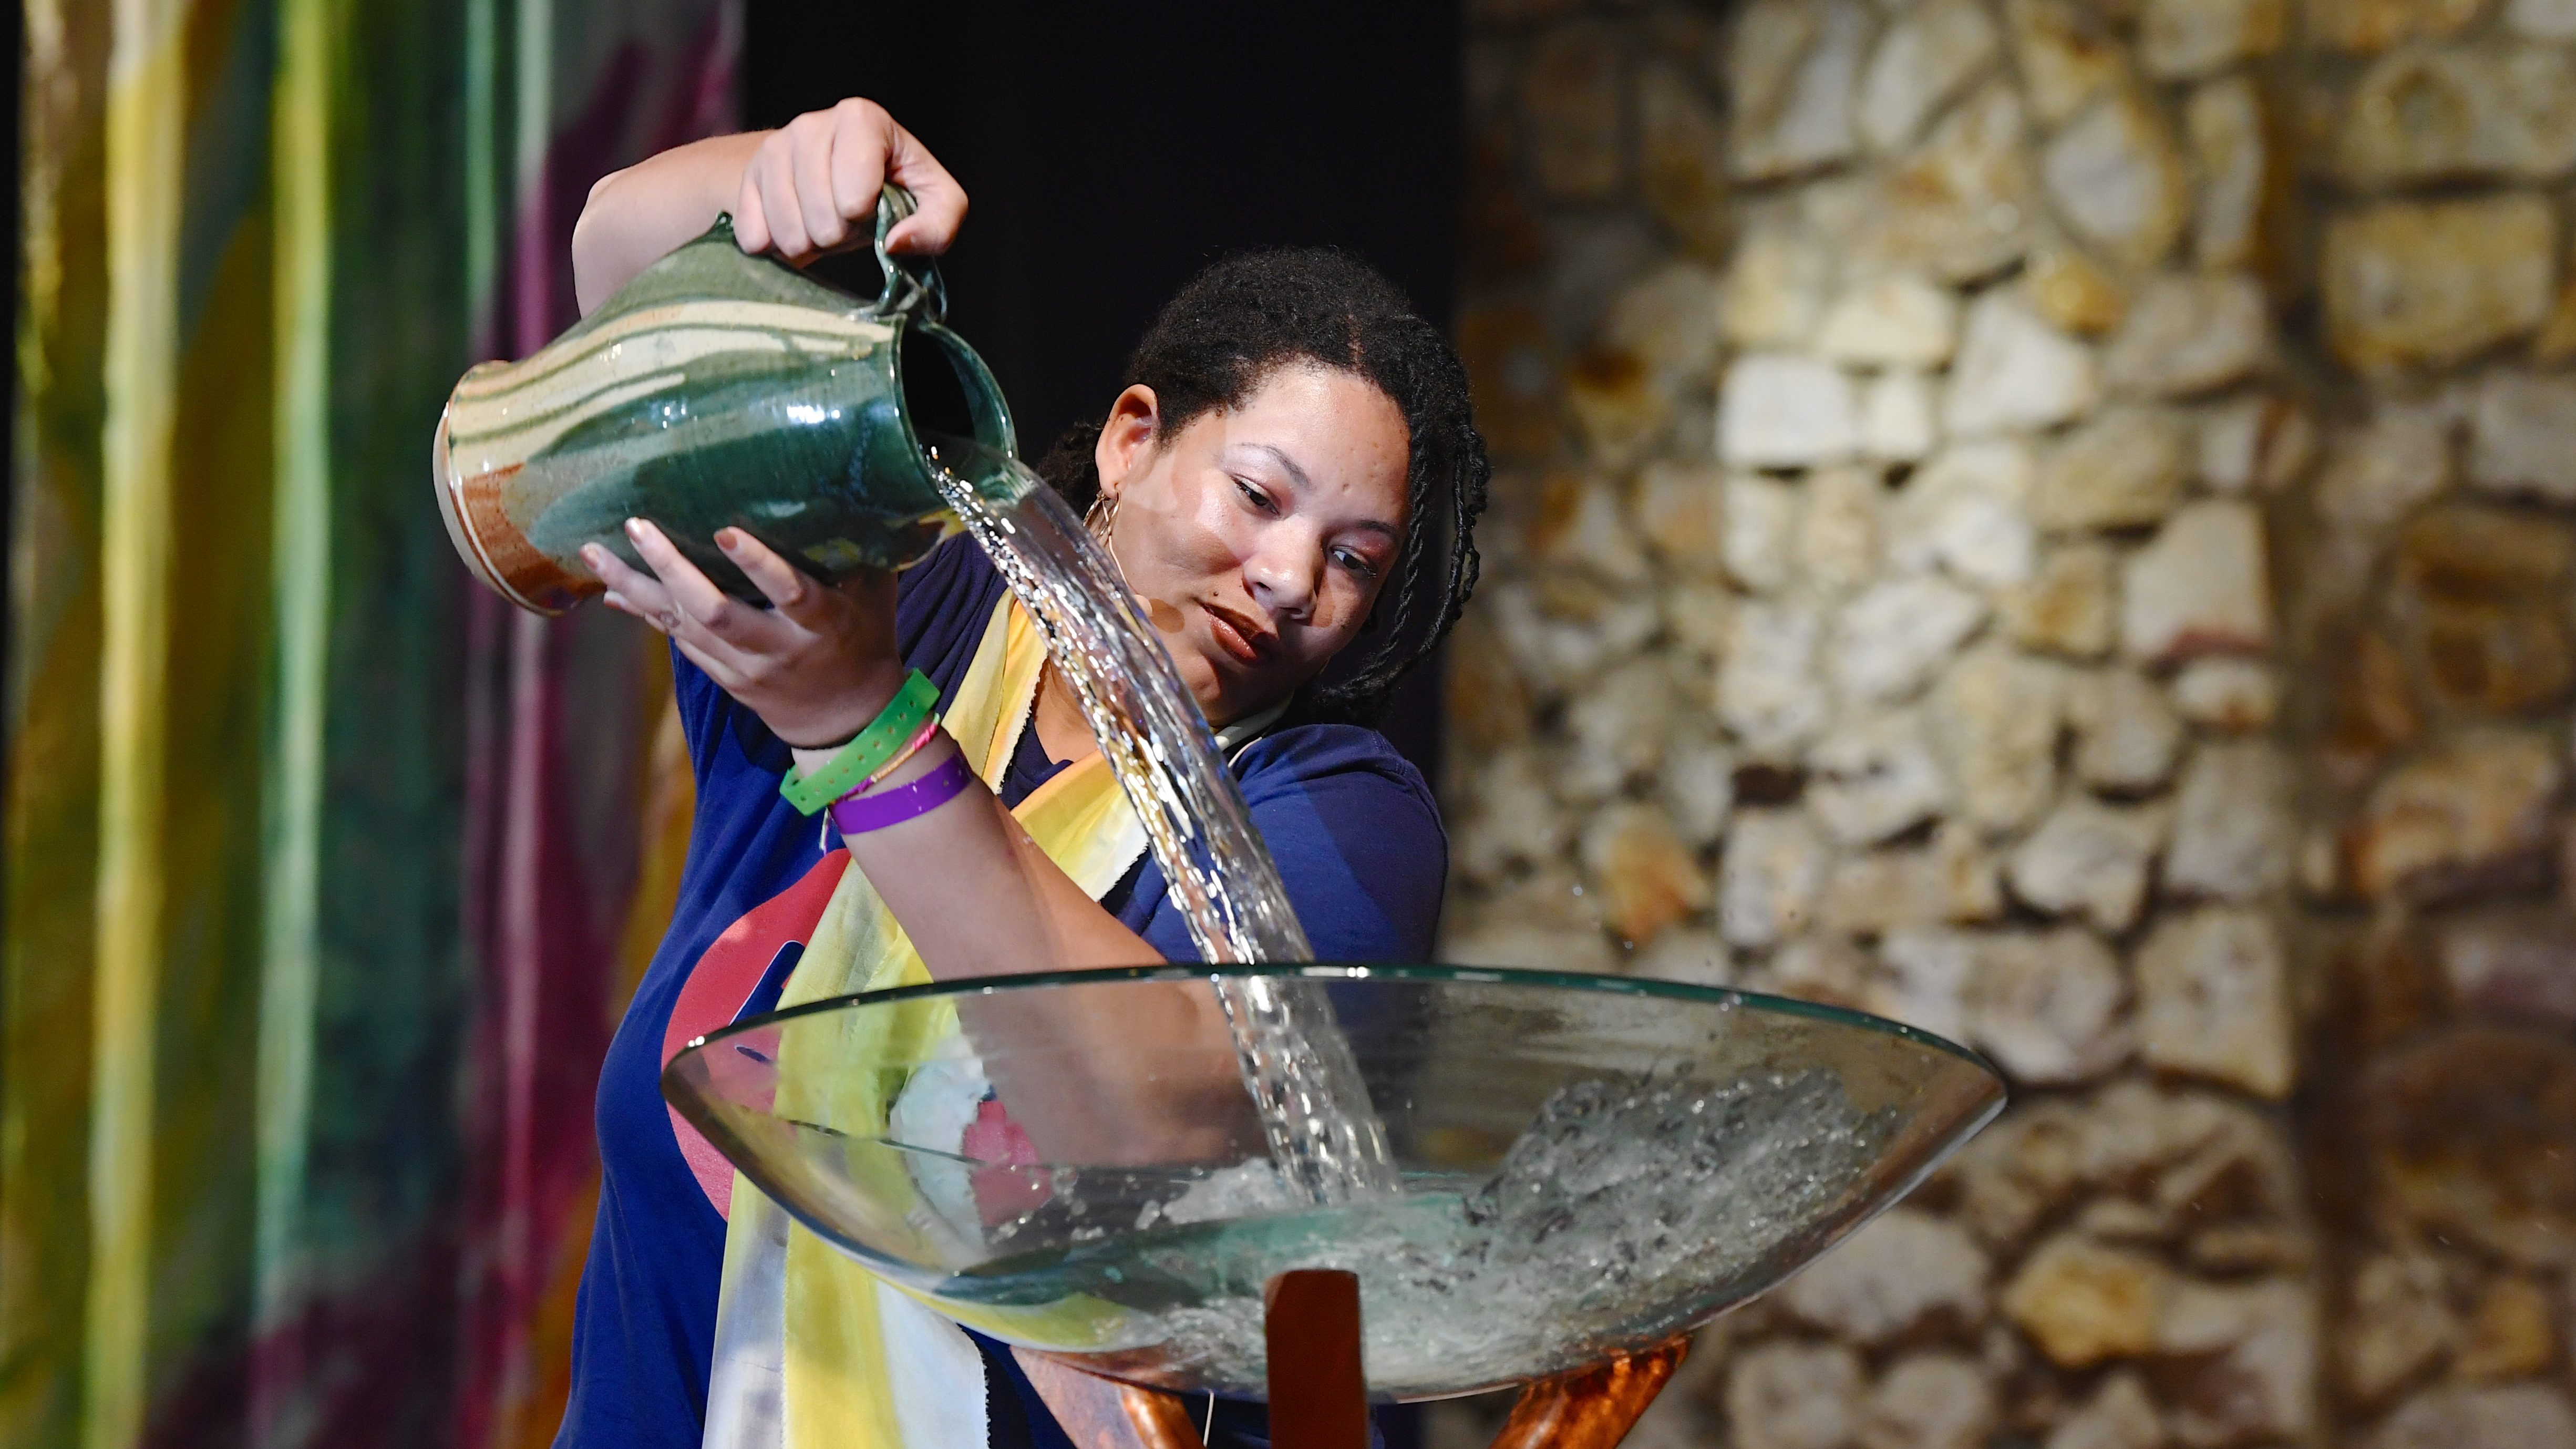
[1091,385,1160,499]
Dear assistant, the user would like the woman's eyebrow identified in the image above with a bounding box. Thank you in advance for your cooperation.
[1241,443,1314,491]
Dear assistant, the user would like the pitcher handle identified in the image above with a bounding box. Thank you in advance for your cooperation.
[860,184,949,323]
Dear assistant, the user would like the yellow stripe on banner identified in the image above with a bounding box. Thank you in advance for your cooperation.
[782,1226,907,1449]
[254,0,337,1407]
[90,2,190,1447]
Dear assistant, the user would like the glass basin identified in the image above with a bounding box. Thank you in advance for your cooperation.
[662,964,2006,1402]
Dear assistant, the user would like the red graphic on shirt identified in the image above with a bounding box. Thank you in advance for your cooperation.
[661,851,850,1219]
[964,1098,1050,1224]
[658,849,1056,1229]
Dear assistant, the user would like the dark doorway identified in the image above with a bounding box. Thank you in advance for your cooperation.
[744,0,1464,778]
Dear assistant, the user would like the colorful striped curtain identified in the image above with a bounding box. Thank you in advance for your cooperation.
[5,2,734,1446]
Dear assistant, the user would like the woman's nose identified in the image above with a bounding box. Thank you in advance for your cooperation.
[1243,529,1321,621]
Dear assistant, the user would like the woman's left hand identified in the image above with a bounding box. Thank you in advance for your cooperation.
[583,519,904,748]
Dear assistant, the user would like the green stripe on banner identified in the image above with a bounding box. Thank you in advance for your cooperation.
[254,0,337,1438]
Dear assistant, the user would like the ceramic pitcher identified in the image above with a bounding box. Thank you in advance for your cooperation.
[434,187,1018,615]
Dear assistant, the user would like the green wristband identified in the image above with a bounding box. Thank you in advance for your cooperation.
[779,670,941,815]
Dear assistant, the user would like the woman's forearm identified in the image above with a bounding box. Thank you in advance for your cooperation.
[821,734,1160,979]
[817,734,1253,1164]
[570,131,766,315]
[572,102,965,316]
[579,517,1241,1159]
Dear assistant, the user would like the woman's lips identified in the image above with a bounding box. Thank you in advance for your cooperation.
[1202,603,1274,666]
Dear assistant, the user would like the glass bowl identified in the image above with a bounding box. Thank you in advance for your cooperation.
[662,964,2005,1401]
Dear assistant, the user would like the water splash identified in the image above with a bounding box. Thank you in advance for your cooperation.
[923,435,1397,1205]
[955,1069,1895,1399]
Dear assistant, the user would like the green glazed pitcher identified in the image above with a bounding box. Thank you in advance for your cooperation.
[434,188,1018,615]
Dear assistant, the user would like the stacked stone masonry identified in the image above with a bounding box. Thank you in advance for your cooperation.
[1440,0,2576,1445]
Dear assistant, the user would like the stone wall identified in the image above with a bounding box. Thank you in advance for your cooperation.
[2283,4,2576,1446]
[1437,1,2576,1446]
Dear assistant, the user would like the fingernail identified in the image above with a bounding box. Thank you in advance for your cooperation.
[624,518,645,538]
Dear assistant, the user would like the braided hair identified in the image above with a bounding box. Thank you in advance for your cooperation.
[1036,248,1489,727]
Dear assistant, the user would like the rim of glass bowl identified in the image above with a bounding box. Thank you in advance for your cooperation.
[669,962,2005,1082]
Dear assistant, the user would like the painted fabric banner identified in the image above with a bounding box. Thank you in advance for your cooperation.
[5,2,730,1446]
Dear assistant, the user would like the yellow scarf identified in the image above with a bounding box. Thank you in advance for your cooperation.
[703,594,1157,1449]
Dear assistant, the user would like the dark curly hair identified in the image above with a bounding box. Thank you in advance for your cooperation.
[1036,248,1489,727]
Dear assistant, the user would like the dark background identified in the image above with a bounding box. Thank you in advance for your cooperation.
[743,0,1465,775]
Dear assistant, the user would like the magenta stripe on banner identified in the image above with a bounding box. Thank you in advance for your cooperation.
[452,7,739,1446]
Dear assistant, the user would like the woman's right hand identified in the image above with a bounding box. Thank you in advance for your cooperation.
[571,98,966,314]
[731,98,967,263]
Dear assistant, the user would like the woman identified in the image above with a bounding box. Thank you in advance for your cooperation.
[556,99,1488,1448]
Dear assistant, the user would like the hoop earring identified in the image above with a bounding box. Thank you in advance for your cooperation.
[1084,490,1118,544]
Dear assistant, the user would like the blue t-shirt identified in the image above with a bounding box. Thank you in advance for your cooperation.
[556,536,1446,1448]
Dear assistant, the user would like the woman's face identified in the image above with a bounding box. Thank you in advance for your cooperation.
[1093,365,1412,726]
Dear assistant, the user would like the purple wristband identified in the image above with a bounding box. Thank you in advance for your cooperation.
[828,752,976,837]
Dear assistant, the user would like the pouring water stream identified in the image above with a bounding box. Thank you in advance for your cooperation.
[922,433,1398,1206]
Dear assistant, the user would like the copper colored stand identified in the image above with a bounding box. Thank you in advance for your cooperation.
[1012,1350,1208,1449]
[1481,1338,1687,1449]
[1015,1270,1688,1449]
